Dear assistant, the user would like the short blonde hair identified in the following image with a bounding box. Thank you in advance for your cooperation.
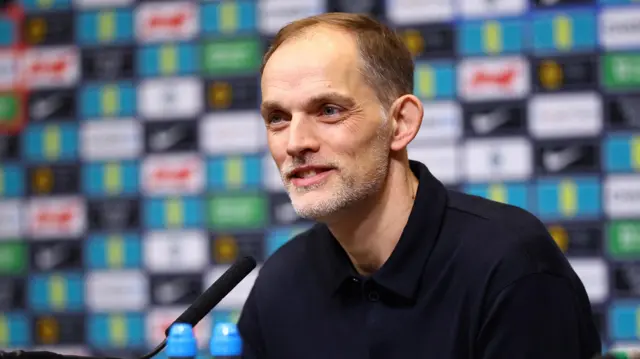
[261,13,414,109]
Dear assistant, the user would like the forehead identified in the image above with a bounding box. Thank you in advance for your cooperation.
[261,27,365,103]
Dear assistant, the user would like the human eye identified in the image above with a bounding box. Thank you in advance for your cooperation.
[267,114,284,124]
[265,112,289,129]
[321,105,341,117]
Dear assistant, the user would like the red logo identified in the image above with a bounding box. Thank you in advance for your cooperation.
[29,59,68,78]
[21,48,79,88]
[460,58,529,101]
[28,198,85,237]
[152,167,193,182]
[143,155,204,195]
[470,67,518,89]
[148,13,188,30]
[33,207,74,231]
[138,4,196,41]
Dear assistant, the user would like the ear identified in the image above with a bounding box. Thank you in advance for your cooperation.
[388,94,423,152]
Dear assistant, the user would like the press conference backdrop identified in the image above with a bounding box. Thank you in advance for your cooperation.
[0,0,639,355]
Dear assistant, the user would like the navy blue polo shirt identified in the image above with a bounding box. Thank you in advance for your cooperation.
[237,160,602,359]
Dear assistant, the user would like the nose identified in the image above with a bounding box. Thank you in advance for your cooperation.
[286,115,320,157]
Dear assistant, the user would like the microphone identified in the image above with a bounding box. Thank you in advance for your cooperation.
[0,256,258,359]
[164,255,257,336]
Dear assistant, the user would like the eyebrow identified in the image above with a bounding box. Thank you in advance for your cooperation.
[260,92,356,117]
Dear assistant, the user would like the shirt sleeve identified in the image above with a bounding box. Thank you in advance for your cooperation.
[237,284,268,359]
[476,272,601,359]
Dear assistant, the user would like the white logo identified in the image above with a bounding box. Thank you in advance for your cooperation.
[0,52,18,90]
[259,0,325,34]
[20,47,80,89]
[26,197,86,239]
[141,154,205,196]
[139,77,203,120]
[415,101,462,143]
[605,174,640,218]
[0,200,22,239]
[80,120,142,160]
[408,144,460,185]
[542,147,582,172]
[568,258,608,304]
[458,0,527,19]
[144,230,208,273]
[35,244,67,270]
[528,93,603,139]
[31,95,62,121]
[459,56,530,102]
[86,270,149,311]
[149,126,186,151]
[471,109,510,135]
[200,111,265,154]
[463,137,533,182]
[386,0,454,24]
[135,1,199,43]
[600,7,640,50]
[204,265,260,309]
[154,280,189,304]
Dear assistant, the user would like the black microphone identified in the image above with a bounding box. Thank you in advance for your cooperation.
[164,255,257,336]
[0,256,258,359]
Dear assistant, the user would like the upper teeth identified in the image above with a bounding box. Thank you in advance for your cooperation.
[298,170,317,178]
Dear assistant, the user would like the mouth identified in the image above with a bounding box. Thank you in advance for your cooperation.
[287,166,335,187]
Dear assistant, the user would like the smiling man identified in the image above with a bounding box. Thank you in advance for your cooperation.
[237,13,602,359]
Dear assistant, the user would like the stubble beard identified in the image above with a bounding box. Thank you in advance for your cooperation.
[283,123,391,221]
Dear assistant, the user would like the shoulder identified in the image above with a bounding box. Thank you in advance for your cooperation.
[443,190,580,292]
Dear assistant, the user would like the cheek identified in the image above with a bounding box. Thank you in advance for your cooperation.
[267,135,287,165]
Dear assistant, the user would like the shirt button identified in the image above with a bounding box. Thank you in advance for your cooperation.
[351,277,360,283]
[368,291,380,302]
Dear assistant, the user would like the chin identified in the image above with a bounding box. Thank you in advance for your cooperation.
[291,195,349,221]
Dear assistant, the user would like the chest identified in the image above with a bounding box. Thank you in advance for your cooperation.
[261,291,477,359]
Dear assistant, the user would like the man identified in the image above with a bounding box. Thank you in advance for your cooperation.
[237,12,602,359]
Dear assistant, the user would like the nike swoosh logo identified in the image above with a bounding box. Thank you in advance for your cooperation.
[150,126,184,151]
[618,98,640,127]
[543,147,582,172]
[36,245,66,270]
[31,95,62,120]
[154,280,188,304]
[471,110,509,134]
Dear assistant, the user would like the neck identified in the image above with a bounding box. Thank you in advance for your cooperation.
[325,158,419,276]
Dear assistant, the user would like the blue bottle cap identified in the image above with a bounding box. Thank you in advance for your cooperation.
[210,322,242,356]
[166,323,197,357]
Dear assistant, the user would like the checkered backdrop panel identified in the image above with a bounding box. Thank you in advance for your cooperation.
[0,0,639,356]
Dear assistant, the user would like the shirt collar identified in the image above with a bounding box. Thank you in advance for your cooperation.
[312,160,449,300]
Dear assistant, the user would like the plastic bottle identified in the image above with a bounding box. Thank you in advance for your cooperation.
[209,322,241,359]
[166,323,198,359]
